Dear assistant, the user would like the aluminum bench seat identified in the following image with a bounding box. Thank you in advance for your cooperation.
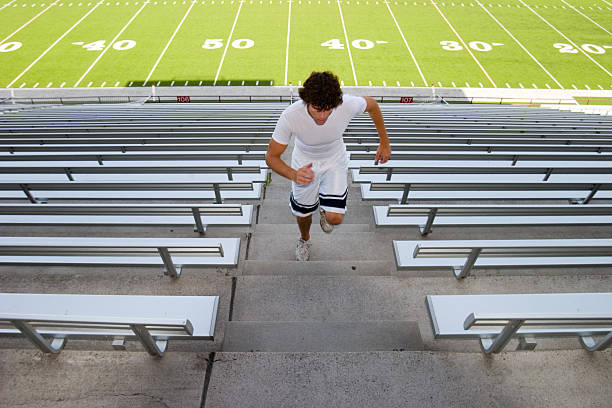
[0,203,252,234]
[346,142,612,154]
[0,166,268,183]
[0,293,219,356]
[0,180,262,203]
[0,236,240,277]
[426,293,612,353]
[349,151,612,164]
[360,181,608,204]
[374,204,612,235]
[351,167,612,184]
[394,238,612,278]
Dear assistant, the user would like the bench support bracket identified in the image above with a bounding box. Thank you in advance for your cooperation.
[12,320,66,354]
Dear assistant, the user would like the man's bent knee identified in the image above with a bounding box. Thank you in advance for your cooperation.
[325,211,344,225]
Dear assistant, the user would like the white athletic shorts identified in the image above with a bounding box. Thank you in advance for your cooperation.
[289,147,349,217]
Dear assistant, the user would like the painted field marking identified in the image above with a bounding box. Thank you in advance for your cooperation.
[337,1,358,85]
[0,1,59,46]
[517,0,611,77]
[431,0,496,87]
[0,0,18,12]
[87,81,92,86]
[46,82,52,87]
[60,82,66,87]
[115,81,120,86]
[545,83,550,88]
[466,81,470,87]
[585,84,590,89]
[598,85,603,90]
[475,0,563,88]
[385,0,427,85]
[396,81,400,86]
[6,3,100,88]
[101,81,106,86]
[144,0,196,86]
[284,0,291,85]
[505,82,510,87]
[214,0,243,85]
[74,2,148,86]
[33,82,39,87]
[19,83,25,88]
[561,0,612,35]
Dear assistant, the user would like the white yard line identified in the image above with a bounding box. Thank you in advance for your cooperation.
[517,0,612,77]
[284,0,292,85]
[384,1,427,86]
[475,0,563,88]
[74,2,148,87]
[6,3,100,88]
[559,0,612,36]
[0,0,18,12]
[601,0,612,7]
[337,0,358,85]
[214,0,244,86]
[144,0,196,86]
[430,0,496,87]
[0,1,59,46]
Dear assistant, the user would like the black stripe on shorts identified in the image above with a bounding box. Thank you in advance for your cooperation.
[290,192,319,215]
[319,188,348,210]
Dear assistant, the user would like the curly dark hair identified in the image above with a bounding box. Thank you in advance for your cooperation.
[298,71,343,111]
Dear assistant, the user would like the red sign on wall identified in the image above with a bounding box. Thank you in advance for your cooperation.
[400,97,414,103]
[177,96,191,103]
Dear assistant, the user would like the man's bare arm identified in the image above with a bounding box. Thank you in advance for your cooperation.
[265,139,314,185]
[364,96,391,164]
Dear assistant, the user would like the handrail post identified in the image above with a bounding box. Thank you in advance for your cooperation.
[479,319,524,354]
[580,332,612,351]
[421,208,438,236]
[157,247,180,278]
[400,184,410,204]
[191,207,206,235]
[12,320,65,354]
[454,248,481,279]
[130,324,167,357]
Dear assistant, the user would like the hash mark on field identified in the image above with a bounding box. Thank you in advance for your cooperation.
[170,80,174,86]
[519,83,524,88]
[432,0,495,87]
[115,81,120,87]
[185,81,188,86]
[410,81,414,86]
[19,83,25,88]
[451,81,456,87]
[572,84,577,89]
[144,0,196,86]
[7,3,100,88]
[396,81,400,86]
[214,0,243,85]
[518,0,611,77]
[466,82,470,87]
[505,82,510,88]
[199,81,202,86]
[476,0,563,88]
[438,81,442,86]
[385,0,427,85]
[338,1,358,85]
[532,83,537,88]
[545,83,551,89]
[101,81,106,87]
[0,0,18,12]
[560,0,612,36]
[33,82,39,88]
[1,0,59,46]
[46,82,52,87]
[478,82,483,87]
[87,82,92,87]
[60,82,66,87]
[129,81,133,86]
[598,85,604,90]
[585,85,590,90]
[75,2,147,86]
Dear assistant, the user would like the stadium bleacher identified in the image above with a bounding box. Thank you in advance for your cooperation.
[0,102,610,406]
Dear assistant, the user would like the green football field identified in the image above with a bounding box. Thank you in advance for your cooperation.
[0,0,610,89]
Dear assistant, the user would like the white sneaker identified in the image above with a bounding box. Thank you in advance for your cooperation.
[319,209,334,233]
[296,238,311,261]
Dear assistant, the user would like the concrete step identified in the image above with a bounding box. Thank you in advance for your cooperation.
[222,321,423,352]
[203,350,612,408]
[243,260,396,276]
[255,200,377,225]
[247,231,410,261]
[252,223,372,233]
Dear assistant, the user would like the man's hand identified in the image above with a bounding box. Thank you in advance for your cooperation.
[375,144,392,165]
[295,163,315,185]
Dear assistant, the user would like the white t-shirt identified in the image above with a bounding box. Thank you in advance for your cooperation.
[271,94,367,158]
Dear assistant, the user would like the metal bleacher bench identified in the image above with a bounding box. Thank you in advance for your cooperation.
[394,238,612,279]
[0,180,263,203]
[426,293,612,354]
[360,181,608,204]
[0,203,252,234]
[374,204,612,235]
[0,293,219,356]
[0,237,240,277]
